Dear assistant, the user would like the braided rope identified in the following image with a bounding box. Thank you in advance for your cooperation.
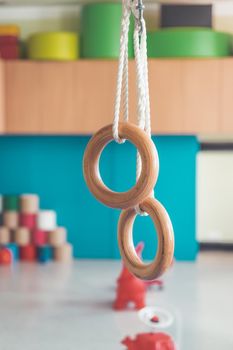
[112,1,130,143]
[113,0,154,215]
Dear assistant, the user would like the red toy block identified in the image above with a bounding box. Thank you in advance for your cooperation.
[19,213,37,230]
[122,332,176,350]
[32,229,47,246]
[19,245,37,261]
[0,44,19,59]
[0,248,12,265]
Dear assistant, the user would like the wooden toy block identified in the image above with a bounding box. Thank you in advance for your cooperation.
[48,227,67,247]
[3,211,19,229]
[37,245,52,263]
[0,226,10,244]
[20,194,39,214]
[53,243,73,262]
[32,229,47,246]
[19,213,37,230]
[37,210,56,231]
[5,243,19,260]
[14,227,31,246]
[0,247,12,265]
[3,195,19,211]
[19,245,37,261]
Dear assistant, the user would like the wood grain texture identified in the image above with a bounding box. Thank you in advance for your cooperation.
[83,122,159,209]
[118,197,174,281]
[2,58,233,135]
[5,60,118,134]
[181,59,220,134]
[0,60,5,133]
[149,59,184,133]
[219,58,233,133]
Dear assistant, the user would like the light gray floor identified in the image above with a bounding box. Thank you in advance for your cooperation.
[0,252,232,350]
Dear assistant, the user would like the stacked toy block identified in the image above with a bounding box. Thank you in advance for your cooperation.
[0,194,73,265]
[0,25,20,59]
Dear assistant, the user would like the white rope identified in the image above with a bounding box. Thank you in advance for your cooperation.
[134,18,154,215]
[113,0,154,215]
[112,0,130,143]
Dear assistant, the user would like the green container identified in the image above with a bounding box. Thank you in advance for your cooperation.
[3,195,19,211]
[27,32,79,61]
[81,3,134,58]
[147,28,232,58]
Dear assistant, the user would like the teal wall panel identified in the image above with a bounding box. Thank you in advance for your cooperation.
[0,135,199,260]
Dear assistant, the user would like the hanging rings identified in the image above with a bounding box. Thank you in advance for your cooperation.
[118,197,174,280]
[83,122,159,209]
[83,0,174,281]
[83,121,174,281]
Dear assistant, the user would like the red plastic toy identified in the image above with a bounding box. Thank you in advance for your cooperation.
[150,315,160,323]
[0,248,12,265]
[113,242,164,311]
[122,332,176,350]
[113,254,146,310]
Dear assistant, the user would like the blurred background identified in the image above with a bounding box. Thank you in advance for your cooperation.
[0,1,232,350]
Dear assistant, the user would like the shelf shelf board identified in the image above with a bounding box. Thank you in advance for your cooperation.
[0,58,232,135]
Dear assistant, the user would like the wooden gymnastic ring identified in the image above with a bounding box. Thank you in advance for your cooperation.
[118,197,174,280]
[83,122,159,209]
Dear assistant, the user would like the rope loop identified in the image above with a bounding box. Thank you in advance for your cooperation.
[112,0,154,214]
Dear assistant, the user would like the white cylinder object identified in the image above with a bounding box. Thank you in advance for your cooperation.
[14,227,31,246]
[3,211,19,229]
[0,226,10,244]
[20,194,39,214]
[48,227,67,247]
[54,243,73,262]
[37,210,57,231]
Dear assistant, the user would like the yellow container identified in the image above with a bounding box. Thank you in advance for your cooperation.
[0,24,20,36]
[27,32,79,61]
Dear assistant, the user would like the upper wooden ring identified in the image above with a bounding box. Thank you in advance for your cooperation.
[83,122,159,209]
[118,197,174,280]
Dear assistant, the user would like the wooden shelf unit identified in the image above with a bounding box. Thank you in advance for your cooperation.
[0,58,232,134]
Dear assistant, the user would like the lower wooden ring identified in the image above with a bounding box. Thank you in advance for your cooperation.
[118,197,174,280]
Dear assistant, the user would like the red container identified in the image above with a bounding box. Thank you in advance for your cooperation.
[0,248,12,265]
[20,245,37,261]
[0,44,19,59]
[20,213,37,230]
[32,229,47,246]
[0,36,18,45]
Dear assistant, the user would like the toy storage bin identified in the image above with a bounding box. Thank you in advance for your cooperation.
[27,32,79,61]
[147,28,232,58]
[81,2,134,58]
